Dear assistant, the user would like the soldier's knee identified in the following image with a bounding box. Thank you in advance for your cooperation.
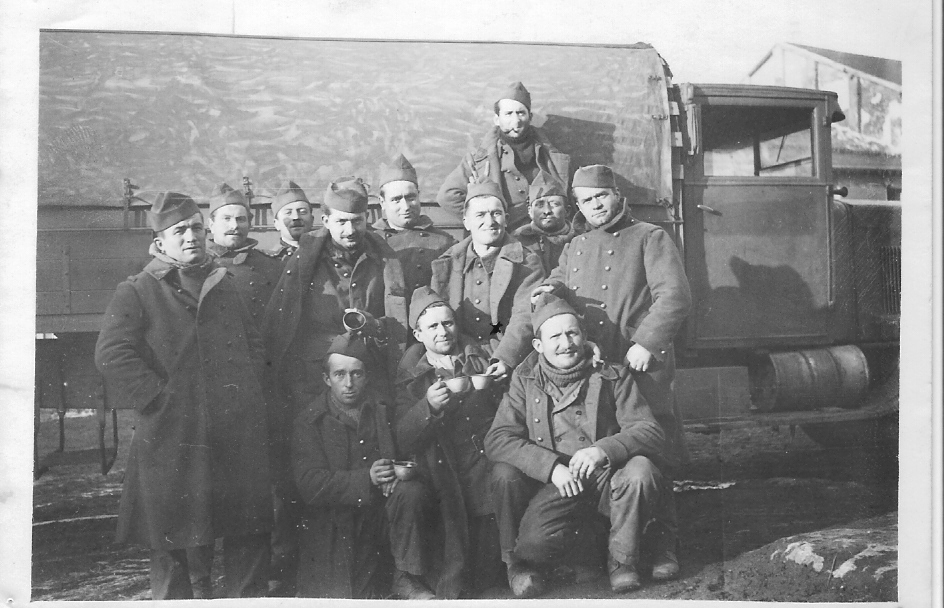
[388,479,431,507]
[610,456,662,501]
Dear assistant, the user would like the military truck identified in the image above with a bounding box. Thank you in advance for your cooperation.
[35,31,899,474]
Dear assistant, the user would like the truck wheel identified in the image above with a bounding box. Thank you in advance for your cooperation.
[800,412,898,451]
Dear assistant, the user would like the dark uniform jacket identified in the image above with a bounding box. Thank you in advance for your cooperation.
[95,257,272,550]
[485,351,666,483]
[371,216,456,295]
[291,392,397,598]
[263,228,409,437]
[545,204,692,470]
[265,238,300,261]
[430,235,545,369]
[394,337,499,598]
[437,126,570,229]
[207,238,282,324]
[513,220,576,274]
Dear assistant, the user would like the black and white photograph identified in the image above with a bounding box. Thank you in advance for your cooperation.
[1,0,938,605]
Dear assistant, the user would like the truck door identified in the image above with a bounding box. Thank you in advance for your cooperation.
[682,87,851,350]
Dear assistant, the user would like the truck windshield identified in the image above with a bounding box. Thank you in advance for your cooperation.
[702,105,814,177]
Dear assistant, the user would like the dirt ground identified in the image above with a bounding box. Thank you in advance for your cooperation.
[31,411,898,601]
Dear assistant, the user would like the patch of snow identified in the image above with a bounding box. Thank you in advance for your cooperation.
[779,542,825,572]
[873,563,897,581]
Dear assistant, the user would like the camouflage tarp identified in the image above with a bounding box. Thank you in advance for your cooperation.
[39,32,672,207]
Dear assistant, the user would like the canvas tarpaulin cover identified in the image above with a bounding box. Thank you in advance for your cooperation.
[39,32,673,208]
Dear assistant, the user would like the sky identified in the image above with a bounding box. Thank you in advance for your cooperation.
[34,0,922,84]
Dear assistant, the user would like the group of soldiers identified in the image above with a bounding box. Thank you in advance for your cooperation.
[94,81,693,600]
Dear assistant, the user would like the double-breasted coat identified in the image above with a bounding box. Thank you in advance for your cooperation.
[95,257,273,550]
[371,216,456,295]
[291,393,397,598]
[485,351,666,482]
[394,337,499,598]
[512,220,576,274]
[436,126,570,229]
[545,205,692,469]
[207,238,282,324]
[430,235,545,369]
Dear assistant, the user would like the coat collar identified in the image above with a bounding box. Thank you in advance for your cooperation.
[371,215,436,232]
[573,198,635,235]
[397,335,488,382]
[514,220,573,239]
[454,234,526,273]
[515,349,620,382]
[207,238,260,264]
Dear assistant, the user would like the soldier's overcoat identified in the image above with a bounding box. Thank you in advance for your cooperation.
[371,216,456,294]
[436,126,570,229]
[207,238,282,323]
[513,220,576,274]
[430,235,545,369]
[545,206,692,469]
[95,258,272,550]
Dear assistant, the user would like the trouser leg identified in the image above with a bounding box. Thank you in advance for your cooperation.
[149,548,192,600]
[385,479,432,575]
[270,486,301,595]
[513,483,587,565]
[603,456,663,566]
[221,533,270,598]
[489,462,541,563]
[185,544,214,598]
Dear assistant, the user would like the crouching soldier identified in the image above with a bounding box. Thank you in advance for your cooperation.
[291,333,435,599]
[485,293,668,597]
[96,192,272,599]
[393,287,504,597]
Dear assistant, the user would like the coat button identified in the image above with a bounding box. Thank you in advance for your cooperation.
[599,321,604,325]
[514,176,521,181]
[534,418,540,423]
[534,398,540,403]
[581,236,587,240]
[573,268,578,272]
[359,439,364,444]
[474,298,481,304]
[537,437,543,442]
[334,263,340,268]
[476,280,482,285]
[608,250,614,255]
[601,285,608,290]
[578,436,586,442]
[476,316,482,322]
[576,410,582,416]
[576,251,582,255]
[600,303,607,309]
[343,272,350,277]
[249,281,255,286]
[613,232,619,237]
[604,266,611,271]
[572,285,579,290]
[555,435,563,442]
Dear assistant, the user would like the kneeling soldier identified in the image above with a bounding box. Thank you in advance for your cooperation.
[394,287,503,597]
[485,293,668,596]
[291,333,435,599]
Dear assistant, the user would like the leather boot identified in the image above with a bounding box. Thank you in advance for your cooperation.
[392,570,436,600]
[608,556,641,593]
[507,560,546,598]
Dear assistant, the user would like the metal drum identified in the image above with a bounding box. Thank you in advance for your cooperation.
[751,345,870,412]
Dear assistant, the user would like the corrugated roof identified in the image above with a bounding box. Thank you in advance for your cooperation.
[790,44,901,86]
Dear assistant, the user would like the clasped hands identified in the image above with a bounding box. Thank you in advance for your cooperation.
[369,458,398,497]
[551,446,609,498]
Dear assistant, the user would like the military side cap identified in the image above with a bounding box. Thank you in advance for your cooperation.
[464,181,507,209]
[270,180,311,217]
[529,172,567,202]
[379,153,418,187]
[208,182,250,215]
[572,164,617,189]
[531,292,578,333]
[326,332,370,362]
[409,286,450,329]
[498,81,531,110]
[324,176,369,213]
[148,192,201,232]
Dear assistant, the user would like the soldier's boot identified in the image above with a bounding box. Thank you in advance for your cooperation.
[506,559,546,598]
[608,556,642,593]
[392,570,436,600]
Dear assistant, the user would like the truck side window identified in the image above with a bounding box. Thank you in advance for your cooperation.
[702,105,814,177]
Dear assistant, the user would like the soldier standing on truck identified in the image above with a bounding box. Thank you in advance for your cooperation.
[437,81,570,230]
[513,172,576,273]
[267,180,315,261]
[372,153,456,294]
[532,164,692,582]
[95,192,273,600]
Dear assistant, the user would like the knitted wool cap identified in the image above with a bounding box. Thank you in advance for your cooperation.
[528,172,567,203]
[497,81,531,111]
[326,332,370,363]
[409,286,450,329]
[531,292,579,334]
[148,192,201,232]
[324,177,369,214]
[379,153,418,187]
[270,181,311,216]
[571,164,617,189]
[208,182,250,215]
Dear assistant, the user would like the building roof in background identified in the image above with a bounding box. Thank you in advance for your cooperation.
[832,124,900,160]
[790,44,901,86]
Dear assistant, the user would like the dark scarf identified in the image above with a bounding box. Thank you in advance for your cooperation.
[149,243,216,300]
[538,349,594,391]
[327,237,365,267]
[499,126,538,182]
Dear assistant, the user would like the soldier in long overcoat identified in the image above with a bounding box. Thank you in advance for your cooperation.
[263,177,410,436]
[535,164,693,581]
[430,182,546,376]
[371,153,456,295]
[437,82,570,230]
[393,287,504,598]
[95,193,272,600]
